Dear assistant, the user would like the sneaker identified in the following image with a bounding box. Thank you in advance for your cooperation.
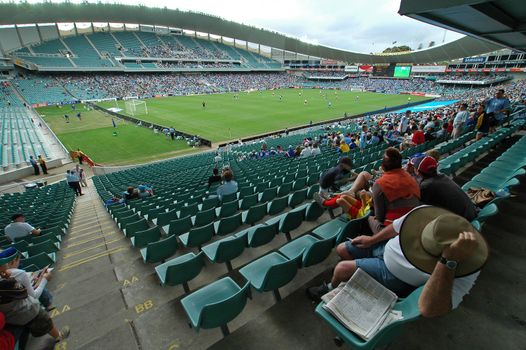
[57,326,70,342]
[306,282,330,303]
[313,192,326,207]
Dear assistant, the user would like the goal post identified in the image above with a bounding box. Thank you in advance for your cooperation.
[124,99,148,116]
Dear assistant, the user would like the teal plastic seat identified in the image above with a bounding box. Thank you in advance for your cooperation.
[214,213,243,236]
[153,209,178,227]
[217,200,239,218]
[279,235,334,267]
[117,213,141,230]
[20,252,55,271]
[181,277,250,336]
[239,252,300,302]
[292,177,307,191]
[201,196,219,211]
[180,203,199,218]
[267,196,288,215]
[239,193,258,210]
[259,187,277,203]
[202,232,247,271]
[312,214,370,245]
[145,206,165,221]
[130,226,162,249]
[475,203,498,223]
[193,208,216,227]
[221,192,238,203]
[307,184,320,199]
[167,215,193,236]
[30,233,61,245]
[155,251,205,292]
[179,222,215,249]
[25,240,60,257]
[140,234,178,263]
[277,182,293,197]
[242,203,267,226]
[315,286,424,350]
[305,202,325,221]
[244,222,279,248]
[123,218,149,238]
[238,186,254,199]
[288,188,307,208]
[279,207,306,241]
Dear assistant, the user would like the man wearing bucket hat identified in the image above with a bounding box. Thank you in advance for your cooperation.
[308,205,488,318]
[0,247,69,343]
[414,156,478,221]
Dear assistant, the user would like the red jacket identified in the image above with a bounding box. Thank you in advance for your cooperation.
[411,131,425,145]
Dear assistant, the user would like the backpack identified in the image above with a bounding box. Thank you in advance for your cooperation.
[0,278,28,304]
[466,187,496,208]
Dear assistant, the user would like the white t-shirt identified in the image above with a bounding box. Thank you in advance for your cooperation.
[311,147,321,157]
[8,268,47,299]
[384,206,479,309]
[300,147,312,158]
[4,222,35,242]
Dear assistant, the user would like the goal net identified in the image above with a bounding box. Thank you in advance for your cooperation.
[125,99,148,116]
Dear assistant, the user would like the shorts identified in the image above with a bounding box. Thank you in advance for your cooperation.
[344,241,415,297]
[26,308,53,337]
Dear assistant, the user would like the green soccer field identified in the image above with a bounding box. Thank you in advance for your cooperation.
[98,89,430,143]
[37,105,199,165]
[38,89,429,165]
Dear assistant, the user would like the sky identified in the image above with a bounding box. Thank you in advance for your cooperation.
[13,0,464,54]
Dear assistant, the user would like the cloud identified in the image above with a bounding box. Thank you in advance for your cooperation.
[18,0,465,54]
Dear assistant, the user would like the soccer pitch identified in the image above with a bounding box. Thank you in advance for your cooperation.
[99,89,430,143]
[38,89,429,165]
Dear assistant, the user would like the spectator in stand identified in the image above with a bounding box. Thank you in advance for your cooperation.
[300,145,312,158]
[368,147,420,234]
[414,156,478,221]
[37,155,47,175]
[29,156,39,176]
[208,168,222,188]
[475,103,490,140]
[316,157,355,199]
[399,110,410,134]
[0,312,15,350]
[66,170,82,196]
[4,214,41,243]
[311,143,321,157]
[216,169,238,201]
[486,89,510,132]
[307,205,488,320]
[0,248,70,343]
[452,103,469,139]
[435,122,449,140]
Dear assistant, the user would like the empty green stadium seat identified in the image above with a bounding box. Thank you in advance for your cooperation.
[140,234,178,263]
[202,232,247,271]
[130,226,162,249]
[155,251,205,292]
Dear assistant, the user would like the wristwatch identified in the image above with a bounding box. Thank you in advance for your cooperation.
[439,256,458,270]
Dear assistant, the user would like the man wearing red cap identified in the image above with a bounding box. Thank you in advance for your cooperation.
[415,156,477,221]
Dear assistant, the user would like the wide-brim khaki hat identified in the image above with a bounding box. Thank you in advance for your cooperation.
[399,206,489,277]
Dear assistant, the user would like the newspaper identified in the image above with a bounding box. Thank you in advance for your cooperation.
[322,268,399,340]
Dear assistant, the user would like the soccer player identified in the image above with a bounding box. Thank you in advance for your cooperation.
[202,101,206,108]
[328,101,332,108]
[304,99,308,105]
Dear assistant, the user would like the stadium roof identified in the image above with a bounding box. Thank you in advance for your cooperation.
[399,0,526,53]
[0,2,503,64]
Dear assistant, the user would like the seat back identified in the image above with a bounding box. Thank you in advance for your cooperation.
[302,236,334,267]
[280,207,305,233]
[133,226,162,248]
[277,182,293,197]
[20,252,54,271]
[218,201,238,218]
[165,252,205,286]
[292,177,307,191]
[144,234,178,263]
[239,193,258,210]
[288,188,307,208]
[180,203,199,218]
[260,187,277,203]
[216,213,243,236]
[248,223,278,247]
[187,223,215,247]
[125,218,149,238]
[214,234,247,263]
[201,197,219,211]
[267,196,288,215]
[221,192,238,203]
[243,203,267,226]
[26,240,58,257]
[156,209,178,227]
[261,256,299,292]
[168,216,193,236]
[199,281,250,330]
[305,202,325,221]
[194,208,216,227]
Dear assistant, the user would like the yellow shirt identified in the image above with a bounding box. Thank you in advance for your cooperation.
[339,143,350,153]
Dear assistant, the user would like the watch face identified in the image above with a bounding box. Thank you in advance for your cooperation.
[446,260,458,270]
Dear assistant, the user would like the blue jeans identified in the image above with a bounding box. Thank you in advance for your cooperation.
[39,288,53,308]
[344,241,415,297]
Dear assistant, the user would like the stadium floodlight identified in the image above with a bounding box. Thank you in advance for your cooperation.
[125,99,148,116]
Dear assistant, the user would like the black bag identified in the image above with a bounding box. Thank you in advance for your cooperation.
[0,278,28,304]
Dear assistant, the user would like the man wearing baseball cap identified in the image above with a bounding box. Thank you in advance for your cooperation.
[308,206,488,317]
[414,156,477,221]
